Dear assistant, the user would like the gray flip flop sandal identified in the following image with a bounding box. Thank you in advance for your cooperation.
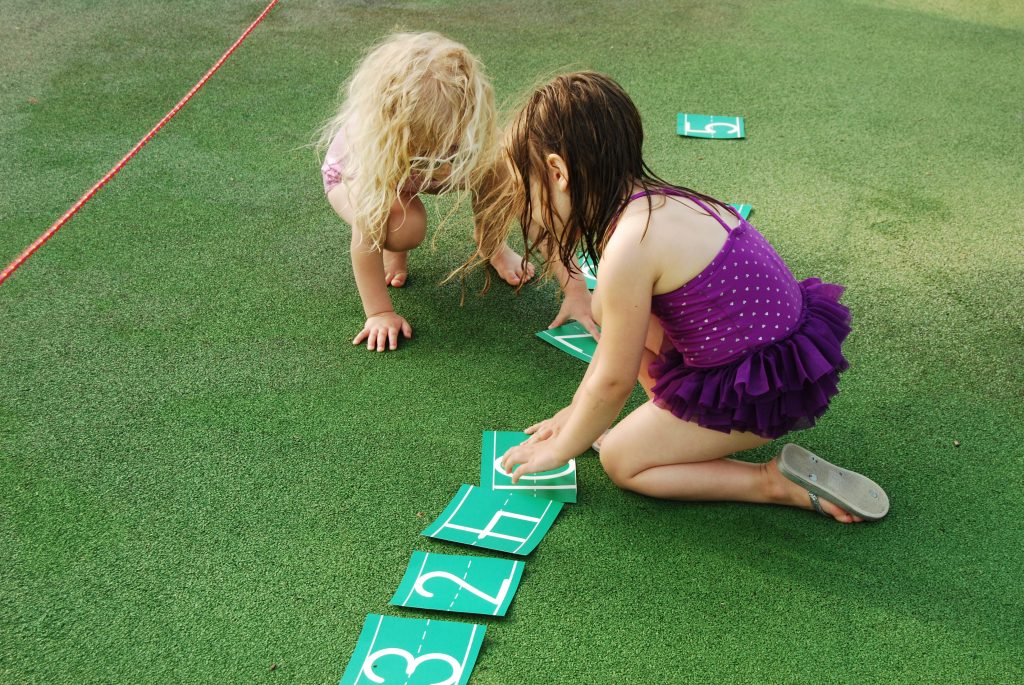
[777,444,890,521]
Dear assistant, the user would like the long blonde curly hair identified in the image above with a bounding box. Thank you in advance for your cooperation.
[318,32,498,251]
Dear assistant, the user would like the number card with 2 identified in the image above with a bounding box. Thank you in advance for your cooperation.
[677,113,745,139]
[536,321,596,363]
[390,551,525,617]
[422,484,563,555]
[483,431,577,503]
[338,614,484,685]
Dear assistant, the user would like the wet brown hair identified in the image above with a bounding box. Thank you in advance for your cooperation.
[504,71,730,277]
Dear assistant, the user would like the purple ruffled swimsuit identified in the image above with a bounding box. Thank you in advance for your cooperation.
[634,189,851,439]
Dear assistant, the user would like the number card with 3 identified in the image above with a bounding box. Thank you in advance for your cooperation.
[338,614,484,685]
[390,551,525,616]
[483,431,577,503]
[536,321,596,363]
[676,113,745,139]
[422,484,563,555]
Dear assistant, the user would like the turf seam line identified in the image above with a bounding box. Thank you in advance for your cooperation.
[0,0,280,287]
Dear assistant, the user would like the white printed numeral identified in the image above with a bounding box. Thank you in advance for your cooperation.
[442,510,541,543]
[414,571,512,610]
[685,119,740,137]
[492,456,575,481]
[361,647,463,685]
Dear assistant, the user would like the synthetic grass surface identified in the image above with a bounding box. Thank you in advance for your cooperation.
[2,0,1022,682]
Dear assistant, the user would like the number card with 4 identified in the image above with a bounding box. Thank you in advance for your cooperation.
[677,113,745,139]
[422,484,563,555]
[338,614,484,685]
[536,321,596,363]
[390,551,525,616]
[483,431,577,503]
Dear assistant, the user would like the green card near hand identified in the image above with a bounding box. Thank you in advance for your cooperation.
[390,551,525,617]
[338,614,485,685]
[422,484,563,555]
[482,431,577,503]
[677,113,745,139]
[536,321,596,363]
[576,250,598,290]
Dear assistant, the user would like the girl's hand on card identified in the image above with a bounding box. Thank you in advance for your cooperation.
[353,311,412,351]
[501,440,572,484]
[548,288,600,339]
[523,406,573,443]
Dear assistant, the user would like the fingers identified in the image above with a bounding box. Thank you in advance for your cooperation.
[548,313,568,330]
[524,422,540,435]
[510,463,537,484]
[353,327,370,345]
[579,316,601,340]
[402,320,413,339]
[374,328,387,352]
[387,326,398,351]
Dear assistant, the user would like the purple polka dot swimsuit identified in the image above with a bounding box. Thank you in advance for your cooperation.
[634,189,852,439]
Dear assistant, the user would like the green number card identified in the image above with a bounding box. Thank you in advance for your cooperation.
[422,484,563,555]
[576,250,598,290]
[729,203,752,220]
[676,113,745,139]
[390,551,525,617]
[482,431,577,503]
[338,614,485,685]
[536,321,596,363]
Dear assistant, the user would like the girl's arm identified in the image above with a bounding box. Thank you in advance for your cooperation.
[349,230,412,351]
[502,227,654,478]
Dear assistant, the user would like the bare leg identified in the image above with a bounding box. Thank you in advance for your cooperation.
[381,193,427,288]
[600,401,865,523]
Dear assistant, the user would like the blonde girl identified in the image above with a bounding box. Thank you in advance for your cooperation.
[319,32,595,351]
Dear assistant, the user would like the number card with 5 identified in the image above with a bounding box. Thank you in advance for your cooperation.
[676,113,745,139]
[338,614,484,685]
[483,431,577,503]
[390,551,525,616]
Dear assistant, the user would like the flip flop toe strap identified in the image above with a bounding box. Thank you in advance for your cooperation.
[808,492,826,516]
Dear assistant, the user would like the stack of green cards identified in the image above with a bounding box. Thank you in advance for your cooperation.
[338,614,485,685]
[677,113,745,139]
[390,551,525,616]
[536,321,596,363]
[482,431,577,503]
[422,484,563,555]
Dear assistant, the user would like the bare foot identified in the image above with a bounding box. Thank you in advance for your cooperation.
[383,249,408,287]
[489,245,536,286]
[766,457,865,524]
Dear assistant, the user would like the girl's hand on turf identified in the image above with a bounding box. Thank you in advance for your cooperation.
[353,311,412,351]
[501,440,572,484]
[524,406,573,444]
[548,288,600,339]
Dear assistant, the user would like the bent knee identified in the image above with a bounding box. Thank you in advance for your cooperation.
[598,434,638,490]
[384,196,427,251]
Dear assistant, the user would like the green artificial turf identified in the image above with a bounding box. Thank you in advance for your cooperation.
[2,0,1023,682]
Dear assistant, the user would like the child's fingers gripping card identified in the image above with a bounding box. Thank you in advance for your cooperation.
[483,431,577,503]
[390,551,525,617]
[536,321,596,363]
[422,484,563,555]
[338,614,485,685]
[676,113,745,139]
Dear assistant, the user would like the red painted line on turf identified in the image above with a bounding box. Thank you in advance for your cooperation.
[0,0,279,287]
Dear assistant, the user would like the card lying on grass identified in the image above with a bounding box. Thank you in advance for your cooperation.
[338,614,485,685]
[422,484,563,555]
[482,431,577,503]
[390,551,525,616]
[729,203,752,220]
[536,321,596,363]
[576,250,598,289]
[677,113,745,139]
